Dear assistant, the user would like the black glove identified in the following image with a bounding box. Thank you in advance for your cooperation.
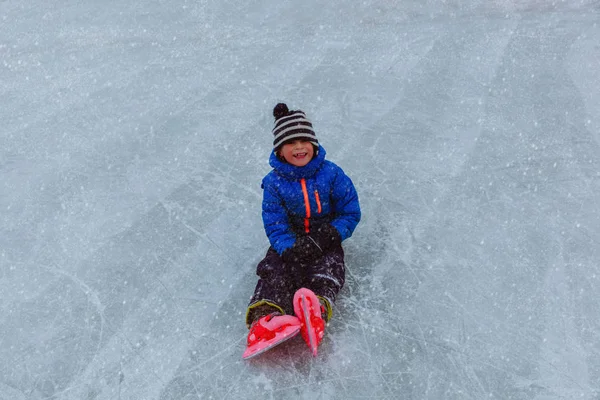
[282,235,323,264]
[310,224,341,252]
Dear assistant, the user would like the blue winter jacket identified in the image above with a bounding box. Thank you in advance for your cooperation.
[261,145,361,255]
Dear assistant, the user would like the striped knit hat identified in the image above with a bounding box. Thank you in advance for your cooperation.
[272,103,318,150]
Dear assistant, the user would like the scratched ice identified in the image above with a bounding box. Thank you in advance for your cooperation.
[1,0,599,399]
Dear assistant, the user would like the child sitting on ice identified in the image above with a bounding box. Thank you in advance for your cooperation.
[244,103,361,358]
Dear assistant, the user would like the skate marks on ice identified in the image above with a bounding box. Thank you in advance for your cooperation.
[2,1,600,399]
[0,175,253,400]
[394,14,600,399]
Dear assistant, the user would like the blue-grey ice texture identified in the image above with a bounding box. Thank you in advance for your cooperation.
[1,0,600,399]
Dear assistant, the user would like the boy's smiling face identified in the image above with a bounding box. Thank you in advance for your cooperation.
[279,140,315,167]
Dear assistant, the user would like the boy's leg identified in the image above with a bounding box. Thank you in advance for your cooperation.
[301,244,345,322]
[246,247,298,327]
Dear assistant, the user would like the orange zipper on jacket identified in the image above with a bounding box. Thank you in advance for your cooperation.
[300,179,311,233]
[314,190,322,214]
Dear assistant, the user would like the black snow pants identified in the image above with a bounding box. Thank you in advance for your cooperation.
[246,244,345,327]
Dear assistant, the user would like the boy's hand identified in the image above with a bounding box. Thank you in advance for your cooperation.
[309,224,341,251]
[282,236,323,264]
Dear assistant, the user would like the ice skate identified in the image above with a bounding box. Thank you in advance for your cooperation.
[242,313,301,360]
[293,288,325,356]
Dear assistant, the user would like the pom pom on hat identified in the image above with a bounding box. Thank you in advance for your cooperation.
[271,103,318,150]
[273,103,289,120]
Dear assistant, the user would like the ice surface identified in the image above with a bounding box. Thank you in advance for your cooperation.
[1,0,599,399]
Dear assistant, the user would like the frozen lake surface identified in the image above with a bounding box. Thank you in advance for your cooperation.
[1,0,599,398]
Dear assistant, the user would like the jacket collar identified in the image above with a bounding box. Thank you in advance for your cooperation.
[269,145,326,180]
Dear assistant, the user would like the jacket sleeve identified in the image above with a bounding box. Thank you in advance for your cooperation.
[329,166,361,241]
[261,177,296,255]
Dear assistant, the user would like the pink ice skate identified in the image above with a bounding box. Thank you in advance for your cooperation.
[293,288,325,356]
[242,313,301,360]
